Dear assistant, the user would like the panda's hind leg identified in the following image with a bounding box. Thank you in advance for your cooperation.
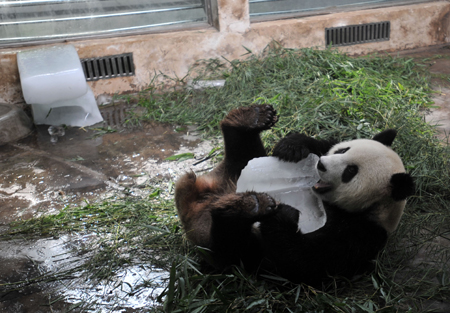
[220,104,278,182]
[220,104,278,131]
[175,170,278,252]
[175,104,278,266]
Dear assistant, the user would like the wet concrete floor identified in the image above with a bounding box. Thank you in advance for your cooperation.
[0,117,217,312]
[2,45,450,312]
[0,121,216,229]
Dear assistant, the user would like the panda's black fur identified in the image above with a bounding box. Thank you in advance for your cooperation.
[175,105,414,286]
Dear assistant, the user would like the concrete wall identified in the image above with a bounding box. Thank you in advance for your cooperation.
[1,1,449,105]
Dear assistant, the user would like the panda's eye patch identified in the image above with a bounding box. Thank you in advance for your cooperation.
[334,147,350,154]
[342,165,358,183]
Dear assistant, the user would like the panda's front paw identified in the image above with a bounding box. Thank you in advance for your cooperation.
[272,133,312,162]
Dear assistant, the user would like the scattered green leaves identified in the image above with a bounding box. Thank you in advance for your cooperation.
[165,152,195,161]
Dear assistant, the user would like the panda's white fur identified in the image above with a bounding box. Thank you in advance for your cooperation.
[313,139,407,233]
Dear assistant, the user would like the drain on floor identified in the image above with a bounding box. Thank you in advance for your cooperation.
[100,103,132,127]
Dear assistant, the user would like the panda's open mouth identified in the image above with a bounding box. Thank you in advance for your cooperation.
[312,180,333,194]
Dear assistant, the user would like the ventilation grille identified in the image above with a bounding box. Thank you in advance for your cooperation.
[100,103,131,127]
[325,21,390,47]
[81,53,135,81]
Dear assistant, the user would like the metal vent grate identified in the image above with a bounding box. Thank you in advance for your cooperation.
[325,21,390,47]
[81,53,135,81]
[100,103,131,127]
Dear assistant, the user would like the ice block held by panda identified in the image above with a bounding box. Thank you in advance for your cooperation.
[236,154,326,234]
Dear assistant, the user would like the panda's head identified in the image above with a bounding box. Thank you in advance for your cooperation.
[312,129,414,233]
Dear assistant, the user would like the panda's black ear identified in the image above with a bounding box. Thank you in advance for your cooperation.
[372,129,397,146]
[390,173,415,201]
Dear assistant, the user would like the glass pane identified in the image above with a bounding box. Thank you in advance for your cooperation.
[0,0,207,46]
[250,0,416,18]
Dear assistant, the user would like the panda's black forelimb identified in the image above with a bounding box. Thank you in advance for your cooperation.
[272,133,337,162]
[259,204,388,286]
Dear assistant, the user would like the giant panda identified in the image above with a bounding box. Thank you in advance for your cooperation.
[175,104,414,285]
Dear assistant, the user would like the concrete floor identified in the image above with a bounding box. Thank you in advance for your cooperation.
[0,114,218,312]
[0,121,214,229]
[398,45,450,140]
[2,45,450,312]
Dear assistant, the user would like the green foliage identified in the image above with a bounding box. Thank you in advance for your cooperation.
[165,152,196,161]
[137,48,432,142]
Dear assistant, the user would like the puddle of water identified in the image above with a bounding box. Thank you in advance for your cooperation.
[0,122,219,227]
[61,264,168,312]
[0,234,169,312]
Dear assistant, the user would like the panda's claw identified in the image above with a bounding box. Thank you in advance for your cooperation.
[250,195,260,213]
[247,192,277,217]
[252,104,278,131]
[220,104,278,131]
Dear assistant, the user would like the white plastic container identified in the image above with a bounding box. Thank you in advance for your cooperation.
[17,45,103,127]
[236,154,326,234]
[17,45,88,105]
[31,86,103,127]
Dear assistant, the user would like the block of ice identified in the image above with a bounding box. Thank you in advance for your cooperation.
[236,154,326,234]
[17,45,87,105]
[31,86,103,127]
[236,154,320,191]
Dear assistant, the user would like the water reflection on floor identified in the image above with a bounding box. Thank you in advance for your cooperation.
[0,120,218,312]
[0,122,215,226]
[1,234,170,312]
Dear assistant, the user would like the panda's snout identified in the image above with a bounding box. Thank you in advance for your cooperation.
[317,159,327,172]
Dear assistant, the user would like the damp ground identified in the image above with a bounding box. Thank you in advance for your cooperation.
[395,45,450,140]
[0,118,220,312]
[2,45,450,312]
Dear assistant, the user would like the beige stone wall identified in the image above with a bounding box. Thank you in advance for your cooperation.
[1,1,449,105]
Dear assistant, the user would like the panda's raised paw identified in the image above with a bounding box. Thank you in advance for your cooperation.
[252,104,278,131]
[221,104,278,131]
